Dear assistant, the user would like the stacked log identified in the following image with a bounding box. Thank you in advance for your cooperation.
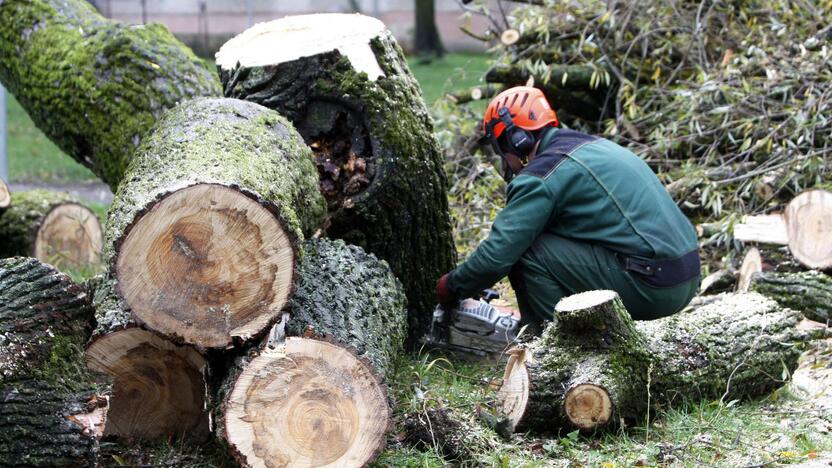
[0,0,221,188]
[217,238,407,467]
[0,190,103,270]
[216,13,456,341]
[0,257,110,466]
[496,290,827,433]
[99,98,325,349]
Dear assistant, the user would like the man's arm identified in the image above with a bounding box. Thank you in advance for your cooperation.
[448,175,557,298]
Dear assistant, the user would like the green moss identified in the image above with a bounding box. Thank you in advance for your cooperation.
[33,334,97,392]
[0,0,221,188]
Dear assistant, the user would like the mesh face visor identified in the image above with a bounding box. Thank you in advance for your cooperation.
[483,117,516,182]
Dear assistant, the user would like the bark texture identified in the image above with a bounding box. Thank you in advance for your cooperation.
[749,270,832,323]
[218,17,455,342]
[498,291,823,433]
[100,97,326,348]
[0,257,110,467]
[0,190,102,270]
[0,0,221,188]
[216,238,407,467]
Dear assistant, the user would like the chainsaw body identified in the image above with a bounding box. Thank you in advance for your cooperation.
[423,291,520,357]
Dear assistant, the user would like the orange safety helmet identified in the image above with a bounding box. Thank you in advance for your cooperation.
[483,86,559,141]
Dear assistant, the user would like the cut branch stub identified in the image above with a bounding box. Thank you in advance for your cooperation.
[85,327,208,440]
[0,190,103,270]
[784,189,832,269]
[217,13,456,343]
[737,247,762,292]
[102,97,325,348]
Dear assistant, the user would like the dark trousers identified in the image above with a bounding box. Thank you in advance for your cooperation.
[508,234,699,334]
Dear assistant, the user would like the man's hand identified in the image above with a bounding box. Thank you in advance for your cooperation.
[436,272,456,306]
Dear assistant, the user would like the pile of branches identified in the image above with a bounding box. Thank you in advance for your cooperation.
[447,0,832,230]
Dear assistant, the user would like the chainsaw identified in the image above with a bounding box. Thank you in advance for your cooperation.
[422,290,521,358]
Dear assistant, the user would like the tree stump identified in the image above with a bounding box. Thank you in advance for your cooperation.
[0,190,103,271]
[0,257,110,466]
[217,14,456,342]
[101,98,326,349]
[0,0,221,188]
[497,290,825,433]
[217,239,407,467]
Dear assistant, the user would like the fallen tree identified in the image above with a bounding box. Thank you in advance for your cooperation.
[217,238,406,467]
[99,98,326,349]
[496,290,828,433]
[0,0,221,188]
[0,257,110,466]
[0,189,103,271]
[216,13,456,341]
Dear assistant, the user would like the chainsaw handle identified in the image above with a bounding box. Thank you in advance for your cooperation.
[481,289,500,303]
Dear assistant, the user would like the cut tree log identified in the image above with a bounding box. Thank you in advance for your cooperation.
[749,270,832,324]
[101,97,326,349]
[0,190,103,271]
[496,290,827,433]
[0,178,9,212]
[216,14,456,342]
[0,0,221,188]
[85,280,209,440]
[217,238,407,467]
[783,189,832,270]
[0,257,110,466]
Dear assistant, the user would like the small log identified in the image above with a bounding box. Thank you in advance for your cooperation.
[85,280,209,440]
[217,239,406,467]
[732,214,790,245]
[0,190,103,270]
[500,29,520,46]
[749,270,832,323]
[0,257,110,466]
[217,14,456,342]
[497,290,825,433]
[0,0,221,188]
[101,98,326,349]
[0,177,9,212]
[783,189,832,270]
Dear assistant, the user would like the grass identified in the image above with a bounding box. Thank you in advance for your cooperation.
[408,53,491,106]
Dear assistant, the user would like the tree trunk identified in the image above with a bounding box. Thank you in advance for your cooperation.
[100,97,326,349]
[497,290,826,434]
[749,270,832,324]
[217,238,407,468]
[414,0,445,57]
[216,14,456,343]
[0,190,103,271]
[0,257,110,467]
[0,0,221,188]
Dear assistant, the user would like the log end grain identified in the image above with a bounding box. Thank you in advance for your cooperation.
[0,177,9,210]
[85,328,208,440]
[34,202,103,269]
[223,337,389,467]
[784,189,832,269]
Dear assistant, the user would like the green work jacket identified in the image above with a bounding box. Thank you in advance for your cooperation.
[449,127,698,298]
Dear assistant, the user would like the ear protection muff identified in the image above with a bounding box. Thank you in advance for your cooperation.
[497,107,535,156]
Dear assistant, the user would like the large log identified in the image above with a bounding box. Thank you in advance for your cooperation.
[216,14,456,341]
[0,257,110,466]
[85,279,208,440]
[0,190,103,270]
[497,290,827,433]
[749,270,832,324]
[100,97,326,349]
[217,238,407,467]
[0,0,221,188]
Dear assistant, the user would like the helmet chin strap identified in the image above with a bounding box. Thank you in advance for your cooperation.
[498,136,544,182]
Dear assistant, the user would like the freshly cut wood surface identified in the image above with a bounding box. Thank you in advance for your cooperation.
[223,338,389,467]
[737,247,762,292]
[733,214,789,245]
[85,327,208,440]
[496,290,827,433]
[218,14,455,343]
[100,98,325,349]
[0,177,9,210]
[784,189,832,269]
[0,190,102,270]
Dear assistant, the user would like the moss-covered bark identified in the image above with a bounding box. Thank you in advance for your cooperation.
[0,257,110,467]
[499,292,824,433]
[0,190,76,259]
[0,0,221,188]
[220,26,455,343]
[749,270,832,323]
[287,238,408,378]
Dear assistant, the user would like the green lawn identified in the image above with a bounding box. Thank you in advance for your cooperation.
[4,53,489,184]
